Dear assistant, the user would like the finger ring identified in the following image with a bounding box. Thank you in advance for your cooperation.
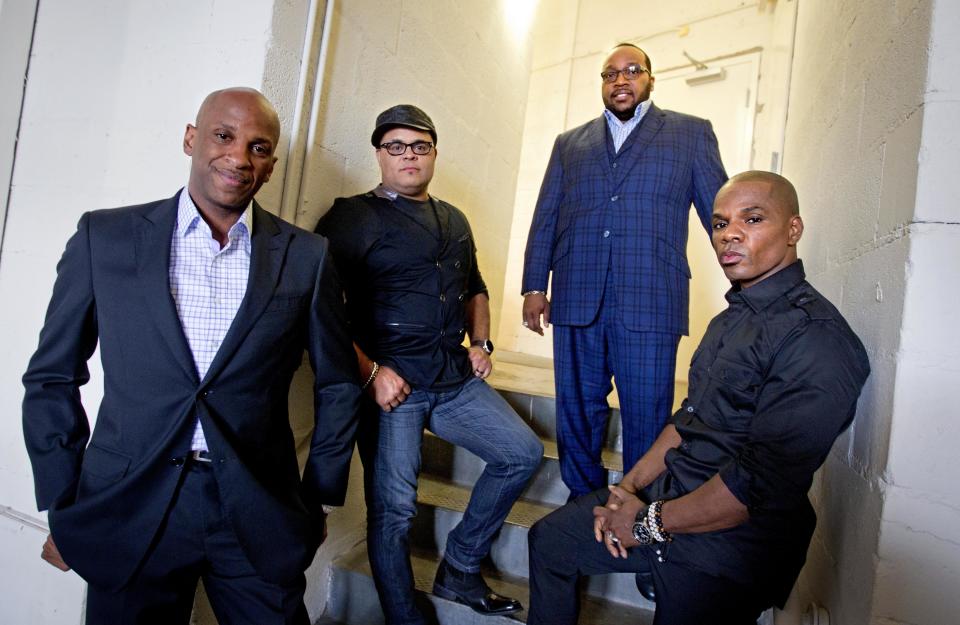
[522,321,529,327]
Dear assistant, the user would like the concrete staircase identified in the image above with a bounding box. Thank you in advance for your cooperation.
[321,351,674,625]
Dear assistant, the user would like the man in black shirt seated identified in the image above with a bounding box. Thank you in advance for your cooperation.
[526,171,871,625]
[315,105,542,625]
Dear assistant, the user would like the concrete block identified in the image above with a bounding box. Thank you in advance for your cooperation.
[916,101,960,224]
[531,0,578,69]
[337,0,402,55]
[873,497,960,625]
[878,108,922,234]
[926,0,960,96]
[803,455,883,625]
[567,54,604,130]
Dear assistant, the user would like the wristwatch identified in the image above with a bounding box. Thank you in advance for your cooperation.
[471,339,494,354]
[632,506,655,546]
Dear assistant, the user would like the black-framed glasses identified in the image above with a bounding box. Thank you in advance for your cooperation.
[379,141,434,156]
[600,64,649,83]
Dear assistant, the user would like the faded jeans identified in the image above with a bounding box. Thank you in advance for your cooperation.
[359,376,543,625]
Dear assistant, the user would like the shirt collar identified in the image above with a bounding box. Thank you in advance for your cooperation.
[603,98,652,127]
[176,187,253,239]
[726,260,806,313]
[372,184,399,201]
[372,183,433,204]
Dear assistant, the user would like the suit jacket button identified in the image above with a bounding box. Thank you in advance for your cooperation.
[171,457,185,467]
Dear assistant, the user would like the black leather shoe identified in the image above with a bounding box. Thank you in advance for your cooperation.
[635,572,656,602]
[432,559,522,615]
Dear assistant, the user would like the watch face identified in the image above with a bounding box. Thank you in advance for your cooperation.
[632,521,654,546]
[483,339,494,354]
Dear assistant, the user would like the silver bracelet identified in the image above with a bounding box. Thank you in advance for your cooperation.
[522,290,547,297]
[361,361,380,390]
[647,500,672,543]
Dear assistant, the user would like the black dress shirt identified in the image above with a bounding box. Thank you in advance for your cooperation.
[316,187,487,391]
[643,260,870,606]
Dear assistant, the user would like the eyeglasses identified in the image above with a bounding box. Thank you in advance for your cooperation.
[379,141,434,156]
[600,64,650,83]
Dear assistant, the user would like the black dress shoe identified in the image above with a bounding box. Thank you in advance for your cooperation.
[635,572,656,601]
[432,558,522,615]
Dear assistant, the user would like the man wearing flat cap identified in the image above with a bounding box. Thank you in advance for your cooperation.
[316,105,543,624]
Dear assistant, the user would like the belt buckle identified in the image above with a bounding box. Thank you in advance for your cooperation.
[190,450,213,463]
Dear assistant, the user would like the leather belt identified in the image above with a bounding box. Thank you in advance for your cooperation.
[189,450,213,463]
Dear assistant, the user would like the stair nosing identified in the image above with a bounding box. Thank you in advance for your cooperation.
[416,474,556,528]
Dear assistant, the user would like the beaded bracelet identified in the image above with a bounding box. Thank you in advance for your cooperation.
[646,499,672,543]
[362,361,380,390]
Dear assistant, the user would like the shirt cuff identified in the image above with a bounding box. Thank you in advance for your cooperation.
[718,459,752,508]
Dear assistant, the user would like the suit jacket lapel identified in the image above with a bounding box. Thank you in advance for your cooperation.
[617,103,665,179]
[135,192,199,383]
[586,117,614,181]
[201,203,289,385]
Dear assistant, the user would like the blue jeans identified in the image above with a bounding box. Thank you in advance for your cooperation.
[359,376,543,625]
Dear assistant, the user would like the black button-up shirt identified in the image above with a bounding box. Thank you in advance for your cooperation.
[316,187,487,391]
[643,260,870,606]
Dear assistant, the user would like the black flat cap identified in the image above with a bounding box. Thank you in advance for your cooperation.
[371,104,437,146]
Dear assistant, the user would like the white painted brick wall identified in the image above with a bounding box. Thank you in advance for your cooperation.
[783,1,960,624]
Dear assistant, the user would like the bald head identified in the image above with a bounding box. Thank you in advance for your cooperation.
[184,87,281,217]
[711,170,804,289]
[195,87,280,145]
[720,170,799,216]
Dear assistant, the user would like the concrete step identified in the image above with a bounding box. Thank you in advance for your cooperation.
[325,542,654,625]
[416,473,554,530]
[420,432,623,507]
[412,475,653,611]
[488,350,689,457]
[495,388,624,453]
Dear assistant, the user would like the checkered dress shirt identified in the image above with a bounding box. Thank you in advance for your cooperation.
[603,98,652,152]
[169,189,252,451]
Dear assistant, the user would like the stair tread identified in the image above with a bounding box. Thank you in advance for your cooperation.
[422,430,623,473]
[332,543,654,625]
[487,358,621,409]
[417,474,556,528]
[540,438,623,472]
[489,350,689,414]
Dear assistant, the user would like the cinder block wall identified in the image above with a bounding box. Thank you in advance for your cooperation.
[782,1,960,624]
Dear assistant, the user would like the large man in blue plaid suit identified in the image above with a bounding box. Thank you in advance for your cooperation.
[522,44,727,500]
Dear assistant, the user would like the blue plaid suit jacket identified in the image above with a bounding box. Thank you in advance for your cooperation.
[522,105,727,335]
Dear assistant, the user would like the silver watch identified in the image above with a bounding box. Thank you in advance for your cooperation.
[633,508,656,545]
[632,506,654,546]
